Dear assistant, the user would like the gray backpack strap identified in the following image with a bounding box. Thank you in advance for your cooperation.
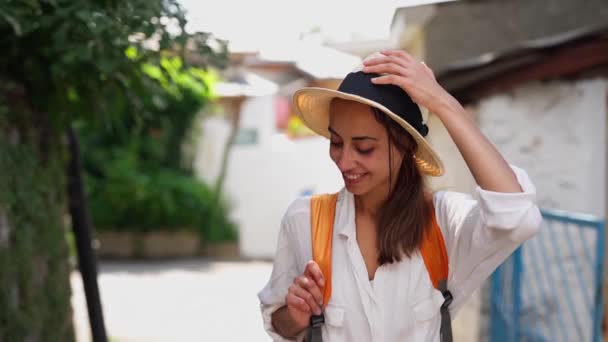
[438,280,453,342]
[306,314,325,342]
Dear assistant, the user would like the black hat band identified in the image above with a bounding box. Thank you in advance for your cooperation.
[337,71,429,137]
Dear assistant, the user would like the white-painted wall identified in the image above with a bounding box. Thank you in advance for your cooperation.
[475,78,607,216]
[194,116,231,186]
[225,135,343,259]
[195,95,343,259]
[426,112,476,194]
[471,77,607,342]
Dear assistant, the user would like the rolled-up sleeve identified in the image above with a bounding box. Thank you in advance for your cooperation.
[434,165,542,313]
[258,206,306,341]
[475,165,542,241]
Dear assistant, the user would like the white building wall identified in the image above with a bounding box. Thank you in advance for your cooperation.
[426,111,476,195]
[472,78,607,341]
[225,135,342,259]
[475,78,607,216]
[195,95,343,259]
[194,116,231,186]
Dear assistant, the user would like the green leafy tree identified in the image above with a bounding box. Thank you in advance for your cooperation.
[79,56,237,241]
[0,1,227,340]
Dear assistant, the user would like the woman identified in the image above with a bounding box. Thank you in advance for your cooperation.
[258,50,541,342]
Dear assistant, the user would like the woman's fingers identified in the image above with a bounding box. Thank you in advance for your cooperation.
[380,49,417,64]
[361,51,419,80]
[286,289,311,314]
[285,261,325,318]
[289,279,323,315]
[296,276,324,311]
[370,74,406,87]
[363,62,409,77]
[363,55,409,69]
[304,260,325,288]
[360,50,446,112]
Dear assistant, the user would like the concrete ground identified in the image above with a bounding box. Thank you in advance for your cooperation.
[71,259,480,341]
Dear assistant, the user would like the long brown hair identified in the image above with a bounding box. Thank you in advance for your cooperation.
[372,108,432,265]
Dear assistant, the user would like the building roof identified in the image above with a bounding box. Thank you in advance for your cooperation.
[246,42,361,81]
[413,0,608,102]
[435,24,608,103]
[424,0,608,73]
[215,70,278,98]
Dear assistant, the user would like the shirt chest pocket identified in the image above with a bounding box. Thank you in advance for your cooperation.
[322,304,346,340]
[324,304,344,327]
[412,290,444,322]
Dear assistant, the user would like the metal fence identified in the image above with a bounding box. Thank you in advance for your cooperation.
[490,208,605,342]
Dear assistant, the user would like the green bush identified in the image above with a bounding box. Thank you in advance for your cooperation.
[79,56,237,242]
[87,162,237,241]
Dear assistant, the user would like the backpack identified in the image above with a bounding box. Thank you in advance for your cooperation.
[307,193,453,342]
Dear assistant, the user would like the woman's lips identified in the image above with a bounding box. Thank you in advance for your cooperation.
[343,172,368,186]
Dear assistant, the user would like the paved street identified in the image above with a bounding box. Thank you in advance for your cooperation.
[72,259,274,342]
[72,259,479,341]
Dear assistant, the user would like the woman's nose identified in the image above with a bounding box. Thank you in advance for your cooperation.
[335,148,356,171]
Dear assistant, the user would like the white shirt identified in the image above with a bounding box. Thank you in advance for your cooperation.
[258,166,542,342]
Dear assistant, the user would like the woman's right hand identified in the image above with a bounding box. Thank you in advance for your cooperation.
[285,260,326,330]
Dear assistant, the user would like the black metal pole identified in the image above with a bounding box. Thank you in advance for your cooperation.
[66,126,108,342]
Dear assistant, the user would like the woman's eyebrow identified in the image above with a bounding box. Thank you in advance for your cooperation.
[328,127,341,137]
[352,136,378,141]
[328,127,378,141]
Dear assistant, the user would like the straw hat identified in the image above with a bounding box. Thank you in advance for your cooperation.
[292,53,444,177]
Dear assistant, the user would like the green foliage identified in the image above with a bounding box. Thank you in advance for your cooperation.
[0,0,228,127]
[86,163,235,238]
[91,167,210,231]
[78,56,236,241]
[0,0,235,242]
[0,0,230,340]
[203,200,239,242]
[79,56,219,173]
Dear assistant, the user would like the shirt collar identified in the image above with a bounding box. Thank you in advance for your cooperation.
[335,188,356,240]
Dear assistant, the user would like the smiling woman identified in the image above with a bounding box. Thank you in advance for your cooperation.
[258,51,542,342]
[328,98,430,265]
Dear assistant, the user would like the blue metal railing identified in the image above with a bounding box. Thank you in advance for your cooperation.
[490,208,605,342]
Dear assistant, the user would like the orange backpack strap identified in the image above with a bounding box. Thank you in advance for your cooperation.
[308,193,338,342]
[420,207,449,290]
[310,193,338,307]
[420,206,453,342]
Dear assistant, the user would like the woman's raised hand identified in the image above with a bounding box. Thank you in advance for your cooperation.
[285,260,326,329]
